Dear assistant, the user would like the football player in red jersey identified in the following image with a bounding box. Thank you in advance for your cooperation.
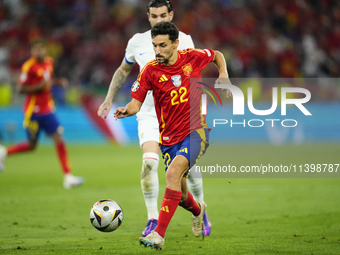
[97,0,212,238]
[0,38,84,189]
[114,22,231,250]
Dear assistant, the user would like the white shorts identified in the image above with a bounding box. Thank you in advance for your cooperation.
[137,91,160,147]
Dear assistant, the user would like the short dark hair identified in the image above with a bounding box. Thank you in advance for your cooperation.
[151,22,179,43]
[29,38,46,49]
[147,0,173,13]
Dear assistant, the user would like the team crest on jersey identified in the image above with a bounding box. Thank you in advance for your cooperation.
[131,81,140,92]
[171,75,181,87]
[182,63,193,76]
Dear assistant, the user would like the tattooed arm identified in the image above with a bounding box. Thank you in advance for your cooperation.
[98,58,134,119]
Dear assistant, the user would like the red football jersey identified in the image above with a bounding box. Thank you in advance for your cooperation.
[131,48,215,145]
[18,57,55,115]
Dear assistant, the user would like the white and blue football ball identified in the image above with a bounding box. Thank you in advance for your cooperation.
[90,199,123,232]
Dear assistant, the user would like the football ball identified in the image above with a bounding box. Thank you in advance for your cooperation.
[90,199,123,232]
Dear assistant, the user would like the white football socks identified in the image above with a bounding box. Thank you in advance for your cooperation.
[141,152,160,220]
[187,164,204,203]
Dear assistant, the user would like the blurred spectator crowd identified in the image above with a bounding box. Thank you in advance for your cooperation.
[0,0,340,103]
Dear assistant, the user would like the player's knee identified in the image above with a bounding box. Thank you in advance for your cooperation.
[141,158,155,175]
[141,160,153,189]
[141,153,159,190]
[165,168,181,186]
[141,159,156,188]
[141,153,159,177]
[52,132,64,143]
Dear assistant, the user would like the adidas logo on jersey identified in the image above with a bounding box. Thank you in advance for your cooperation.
[179,148,188,154]
[159,74,168,82]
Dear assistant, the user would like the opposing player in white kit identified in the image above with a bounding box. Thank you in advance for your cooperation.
[97,0,211,237]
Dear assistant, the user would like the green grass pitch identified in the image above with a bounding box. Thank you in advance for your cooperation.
[0,143,339,254]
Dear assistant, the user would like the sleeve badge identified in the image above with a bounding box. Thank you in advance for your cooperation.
[131,81,140,92]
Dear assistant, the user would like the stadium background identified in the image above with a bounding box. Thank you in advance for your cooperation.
[0,0,339,145]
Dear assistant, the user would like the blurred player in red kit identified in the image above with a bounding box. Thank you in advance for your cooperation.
[0,38,84,189]
[114,22,231,250]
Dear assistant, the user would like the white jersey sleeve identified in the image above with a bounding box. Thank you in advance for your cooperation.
[125,31,155,70]
[125,35,136,65]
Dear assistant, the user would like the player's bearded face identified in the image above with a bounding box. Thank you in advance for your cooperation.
[153,35,178,65]
[31,43,46,62]
[155,50,172,65]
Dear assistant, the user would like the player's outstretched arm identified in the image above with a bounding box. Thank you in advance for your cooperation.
[213,50,232,98]
[17,79,50,94]
[113,98,142,120]
[53,78,68,88]
[98,58,134,119]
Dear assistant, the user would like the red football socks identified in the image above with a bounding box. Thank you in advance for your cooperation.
[179,191,201,216]
[154,188,182,238]
[55,140,71,174]
[7,142,31,155]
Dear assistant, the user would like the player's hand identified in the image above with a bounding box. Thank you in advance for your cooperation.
[39,79,52,92]
[113,107,129,120]
[46,79,53,88]
[57,78,69,87]
[215,74,232,98]
[97,100,112,120]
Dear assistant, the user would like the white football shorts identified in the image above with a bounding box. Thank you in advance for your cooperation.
[136,91,160,147]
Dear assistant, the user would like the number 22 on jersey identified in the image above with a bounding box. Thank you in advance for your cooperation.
[170,87,188,106]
